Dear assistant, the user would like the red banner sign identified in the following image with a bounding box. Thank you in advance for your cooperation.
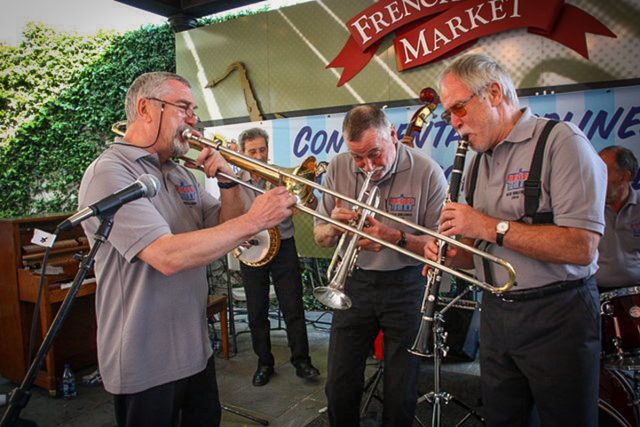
[327,0,616,87]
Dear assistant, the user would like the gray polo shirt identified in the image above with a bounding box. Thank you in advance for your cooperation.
[79,142,220,394]
[466,107,606,290]
[237,170,295,239]
[596,186,640,287]
[315,142,447,271]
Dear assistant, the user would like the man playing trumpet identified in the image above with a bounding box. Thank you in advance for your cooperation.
[314,105,447,426]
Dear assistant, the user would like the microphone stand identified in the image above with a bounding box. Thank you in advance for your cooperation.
[0,216,114,427]
[417,285,485,427]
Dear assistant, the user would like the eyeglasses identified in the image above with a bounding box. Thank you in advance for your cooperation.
[441,93,476,124]
[147,97,199,121]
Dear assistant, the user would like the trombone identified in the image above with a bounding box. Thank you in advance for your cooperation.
[111,122,515,296]
[177,129,516,295]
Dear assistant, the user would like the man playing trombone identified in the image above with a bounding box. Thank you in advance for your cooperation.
[425,54,606,426]
[314,105,447,426]
[78,72,297,427]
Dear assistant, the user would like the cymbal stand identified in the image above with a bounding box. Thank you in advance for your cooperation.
[417,286,485,427]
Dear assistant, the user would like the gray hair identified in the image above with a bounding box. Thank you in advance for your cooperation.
[238,127,270,151]
[439,53,518,105]
[600,145,639,177]
[124,72,191,122]
[342,105,392,143]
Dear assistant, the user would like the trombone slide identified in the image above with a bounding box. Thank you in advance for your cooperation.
[111,123,516,296]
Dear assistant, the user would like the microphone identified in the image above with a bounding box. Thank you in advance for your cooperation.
[57,174,160,232]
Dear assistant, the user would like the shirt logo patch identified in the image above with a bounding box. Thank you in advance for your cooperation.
[631,222,640,238]
[505,168,529,199]
[175,182,197,205]
[388,194,415,215]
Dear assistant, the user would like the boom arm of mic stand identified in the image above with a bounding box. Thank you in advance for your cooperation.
[0,216,114,427]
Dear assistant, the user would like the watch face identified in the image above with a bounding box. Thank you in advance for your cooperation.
[497,221,509,233]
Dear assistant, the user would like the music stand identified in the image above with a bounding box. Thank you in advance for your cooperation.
[416,286,485,427]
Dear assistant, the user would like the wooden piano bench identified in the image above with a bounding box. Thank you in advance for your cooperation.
[206,295,229,360]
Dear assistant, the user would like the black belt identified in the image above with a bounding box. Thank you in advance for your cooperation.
[498,277,589,302]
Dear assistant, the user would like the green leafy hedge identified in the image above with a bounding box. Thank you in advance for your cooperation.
[0,22,176,218]
[0,4,270,219]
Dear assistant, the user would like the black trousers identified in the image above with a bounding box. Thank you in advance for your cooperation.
[240,237,310,367]
[113,355,220,427]
[479,276,600,427]
[325,266,423,427]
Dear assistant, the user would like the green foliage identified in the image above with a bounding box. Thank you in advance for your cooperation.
[0,23,176,217]
[300,257,330,311]
[0,4,280,219]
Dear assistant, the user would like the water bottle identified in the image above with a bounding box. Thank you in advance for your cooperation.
[62,363,77,399]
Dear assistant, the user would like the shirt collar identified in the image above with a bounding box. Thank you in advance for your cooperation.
[110,138,161,165]
[502,106,537,145]
[627,184,639,206]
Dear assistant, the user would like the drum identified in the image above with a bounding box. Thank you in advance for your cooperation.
[601,286,640,369]
[599,367,639,427]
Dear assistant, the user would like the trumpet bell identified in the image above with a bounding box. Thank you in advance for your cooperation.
[313,287,352,310]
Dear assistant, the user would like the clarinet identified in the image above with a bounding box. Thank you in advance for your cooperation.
[408,135,469,357]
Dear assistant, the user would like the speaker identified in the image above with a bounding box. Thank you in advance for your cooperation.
[440,301,480,361]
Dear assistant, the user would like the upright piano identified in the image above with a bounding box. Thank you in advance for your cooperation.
[0,214,97,395]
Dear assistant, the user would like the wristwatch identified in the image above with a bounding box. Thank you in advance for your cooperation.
[496,220,510,247]
[397,230,407,248]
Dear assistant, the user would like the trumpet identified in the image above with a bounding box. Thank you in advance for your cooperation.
[314,168,381,310]
[178,129,516,296]
[112,122,516,296]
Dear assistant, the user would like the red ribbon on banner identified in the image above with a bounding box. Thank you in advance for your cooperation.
[327,0,616,87]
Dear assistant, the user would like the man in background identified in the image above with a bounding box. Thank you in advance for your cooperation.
[596,145,640,289]
[236,127,320,387]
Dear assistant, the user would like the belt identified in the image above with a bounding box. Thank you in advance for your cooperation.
[498,277,589,302]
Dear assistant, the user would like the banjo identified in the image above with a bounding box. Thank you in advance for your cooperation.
[233,227,281,267]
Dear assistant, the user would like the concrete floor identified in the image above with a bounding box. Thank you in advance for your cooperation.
[0,310,481,427]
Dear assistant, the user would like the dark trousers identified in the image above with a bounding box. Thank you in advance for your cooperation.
[113,355,220,427]
[240,237,310,367]
[325,266,423,427]
[479,276,600,427]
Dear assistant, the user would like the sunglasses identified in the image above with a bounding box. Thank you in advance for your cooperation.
[441,93,476,124]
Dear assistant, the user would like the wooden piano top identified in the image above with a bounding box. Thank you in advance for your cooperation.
[0,213,90,269]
